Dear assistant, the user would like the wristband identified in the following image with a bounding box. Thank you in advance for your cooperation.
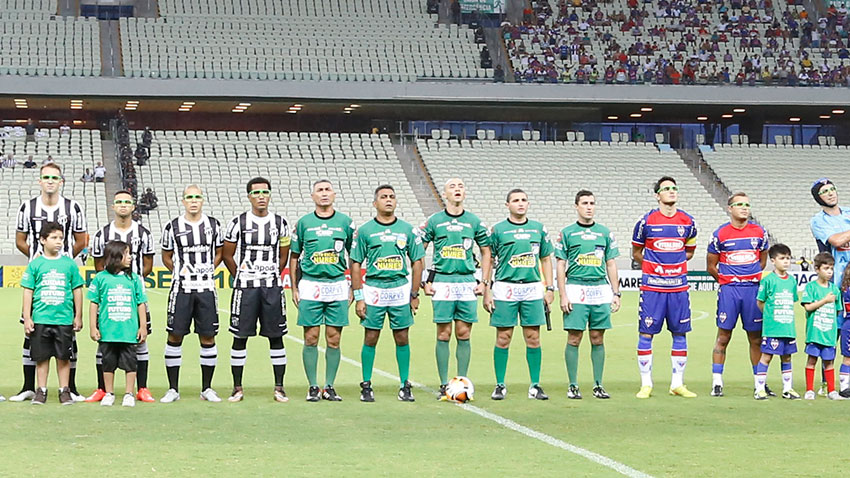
[354,289,364,301]
[426,269,436,284]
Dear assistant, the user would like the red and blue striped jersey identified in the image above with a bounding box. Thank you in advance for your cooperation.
[707,222,768,285]
[632,209,697,292]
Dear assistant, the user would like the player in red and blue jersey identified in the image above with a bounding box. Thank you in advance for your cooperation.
[632,176,697,399]
[838,264,850,397]
[706,193,769,397]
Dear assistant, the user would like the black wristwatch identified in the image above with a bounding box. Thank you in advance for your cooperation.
[613,292,622,297]
[546,286,555,292]
[410,291,420,299]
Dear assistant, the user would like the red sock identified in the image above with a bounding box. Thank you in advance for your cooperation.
[826,368,836,392]
[806,367,815,392]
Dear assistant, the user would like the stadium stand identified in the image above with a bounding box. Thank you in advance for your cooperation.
[0,128,107,254]
[119,0,489,81]
[504,0,850,86]
[129,130,425,243]
[702,142,850,258]
[0,0,100,77]
[417,138,729,247]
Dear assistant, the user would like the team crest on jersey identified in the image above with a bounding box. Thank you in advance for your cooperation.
[750,237,760,249]
[677,225,685,237]
[334,239,344,252]
[204,228,214,241]
[462,238,473,250]
[531,242,540,255]
[130,236,141,249]
[396,235,407,250]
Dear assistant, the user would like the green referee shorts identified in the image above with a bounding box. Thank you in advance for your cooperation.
[361,304,414,330]
[563,303,612,331]
[297,299,350,327]
[490,299,546,328]
[433,299,478,324]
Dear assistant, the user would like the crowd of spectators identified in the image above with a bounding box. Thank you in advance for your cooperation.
[505,0,850,86]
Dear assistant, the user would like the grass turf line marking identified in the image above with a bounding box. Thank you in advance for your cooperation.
[148,289,654,478]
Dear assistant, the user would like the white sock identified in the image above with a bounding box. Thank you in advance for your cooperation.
[670,353,687,389]
[754,373,764,391]
[638,353,653,387]
[782,370,793,392]
[840,373,850,391]
[712,373,723,387]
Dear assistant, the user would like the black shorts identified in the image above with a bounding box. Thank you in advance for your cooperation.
[31,324,74,362]
[99,342,138,373]
[166,288,219,337]
[229,286,288,338]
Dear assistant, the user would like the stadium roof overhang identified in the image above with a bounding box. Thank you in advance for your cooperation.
[0,76,846,125]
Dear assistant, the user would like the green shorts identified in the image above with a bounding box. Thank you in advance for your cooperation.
[361,304,414,330]
[297,299,350,327]
[563,303,612,330]
[490,299,546,328]
[433,300,478,324]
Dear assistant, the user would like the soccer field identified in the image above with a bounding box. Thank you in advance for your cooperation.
[0,287,846,477]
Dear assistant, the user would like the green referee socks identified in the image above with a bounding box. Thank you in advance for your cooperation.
[303,345,319,387]
[396,344,411,385]
[325,346,341,387]
[436,340,450,385]
[527,346,542,386]
[361,344,376,383]
[591,344,605,386]
[456,339,471,378]
[494,346,509,385]
[565,344,579,386]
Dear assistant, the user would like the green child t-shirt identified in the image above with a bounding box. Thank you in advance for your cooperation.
[88,270,147,343]
[21,255,84,325]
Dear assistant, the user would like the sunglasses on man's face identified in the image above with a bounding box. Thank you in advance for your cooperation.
[248,189,271,197]
[657,185,678,193]
[184,194,204,200]
[729,202,750,208]
[41,175,61,181]
[819,186,837,196]
[114,199,134,205]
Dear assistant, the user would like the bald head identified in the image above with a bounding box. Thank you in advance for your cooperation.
[443,177,466,205]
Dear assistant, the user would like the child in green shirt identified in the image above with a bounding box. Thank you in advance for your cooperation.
[801,252,843,400]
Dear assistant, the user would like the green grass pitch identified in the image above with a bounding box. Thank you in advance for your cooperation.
[0,288,846,477]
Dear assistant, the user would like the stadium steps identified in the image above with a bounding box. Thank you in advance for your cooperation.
[393,135,443,217]
[484,27,512,82]
[99,20,121,76]
[58,0,76,16]
[100,138,122,200]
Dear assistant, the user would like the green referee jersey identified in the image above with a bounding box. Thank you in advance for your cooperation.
[490,218,553,283]
[554,222,620,285]
[420,209,490,276]
[351,217,425,284]
[290,211,355,281]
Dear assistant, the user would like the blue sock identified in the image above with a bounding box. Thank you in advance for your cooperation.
[841,364,850,374]
[637,335,653,351]
[672,334,687,351]
[756,362,769,374]
[752,365,758,375]
[712,363,724,374]
[781,362,792,373]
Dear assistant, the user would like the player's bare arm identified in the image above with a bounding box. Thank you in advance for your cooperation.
[288,253,301,306]
[351,261,365,319]
[221,240,238,276]
[475,245,492,295]
[542,254,554,306]
[632,244,644,264]
[706,252,720,281]
[278,244,289,275]
[162,249,174,272]
[73,231,87,258]
[606,258,621,313]
[556,258,570,313]
[15,231,29,256]
[411,258,424,314]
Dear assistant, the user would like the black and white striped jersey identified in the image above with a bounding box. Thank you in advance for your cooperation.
[16,195,87,259]
[224,211,290,289]
[161,214,224,293]
[91,220,154,276]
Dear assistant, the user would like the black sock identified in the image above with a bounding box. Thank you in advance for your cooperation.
[165,340,182,392]
[136,360,149,389]
[231,337,247,388]
[69,336,78,394]
[200,343,217,390]
[22,337,35,393]
[96,364,105,390]
[269,337,286,388]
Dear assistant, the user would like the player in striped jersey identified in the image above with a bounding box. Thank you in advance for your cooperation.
[85,190,156,403]
[632,176,698,399]
[707,192,769,397]
[160,185,224,404]
[289,180,354,402]
[222,177,291,403]
[11,163,87,402]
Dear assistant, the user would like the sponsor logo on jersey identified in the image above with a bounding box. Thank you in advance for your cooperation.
[314,282,345,299]
[576,251,604,267]
[515,233,531,240]
[375,255,403,271]
[508,252,536,268]
[311,250,340,265]
[654,238,685,251]
[370,287,406,305]
[446,224,464,232]
[182,244,210,253]
[726,250,757,265]
[440,244,466,259]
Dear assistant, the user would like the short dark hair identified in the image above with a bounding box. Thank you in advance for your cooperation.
[654,176,676,193]
[506,188,527,202]
[814,251,835,269]
[40,163,62,175]
[575,189,594,204]
[104,240,131,275]
[246,177,271,193]
[768,243,792,259]
[39,221,63,240]
[374,184,394,200]
[728,192,748,205]
[312,179,333,190]
[114,190,133,198]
